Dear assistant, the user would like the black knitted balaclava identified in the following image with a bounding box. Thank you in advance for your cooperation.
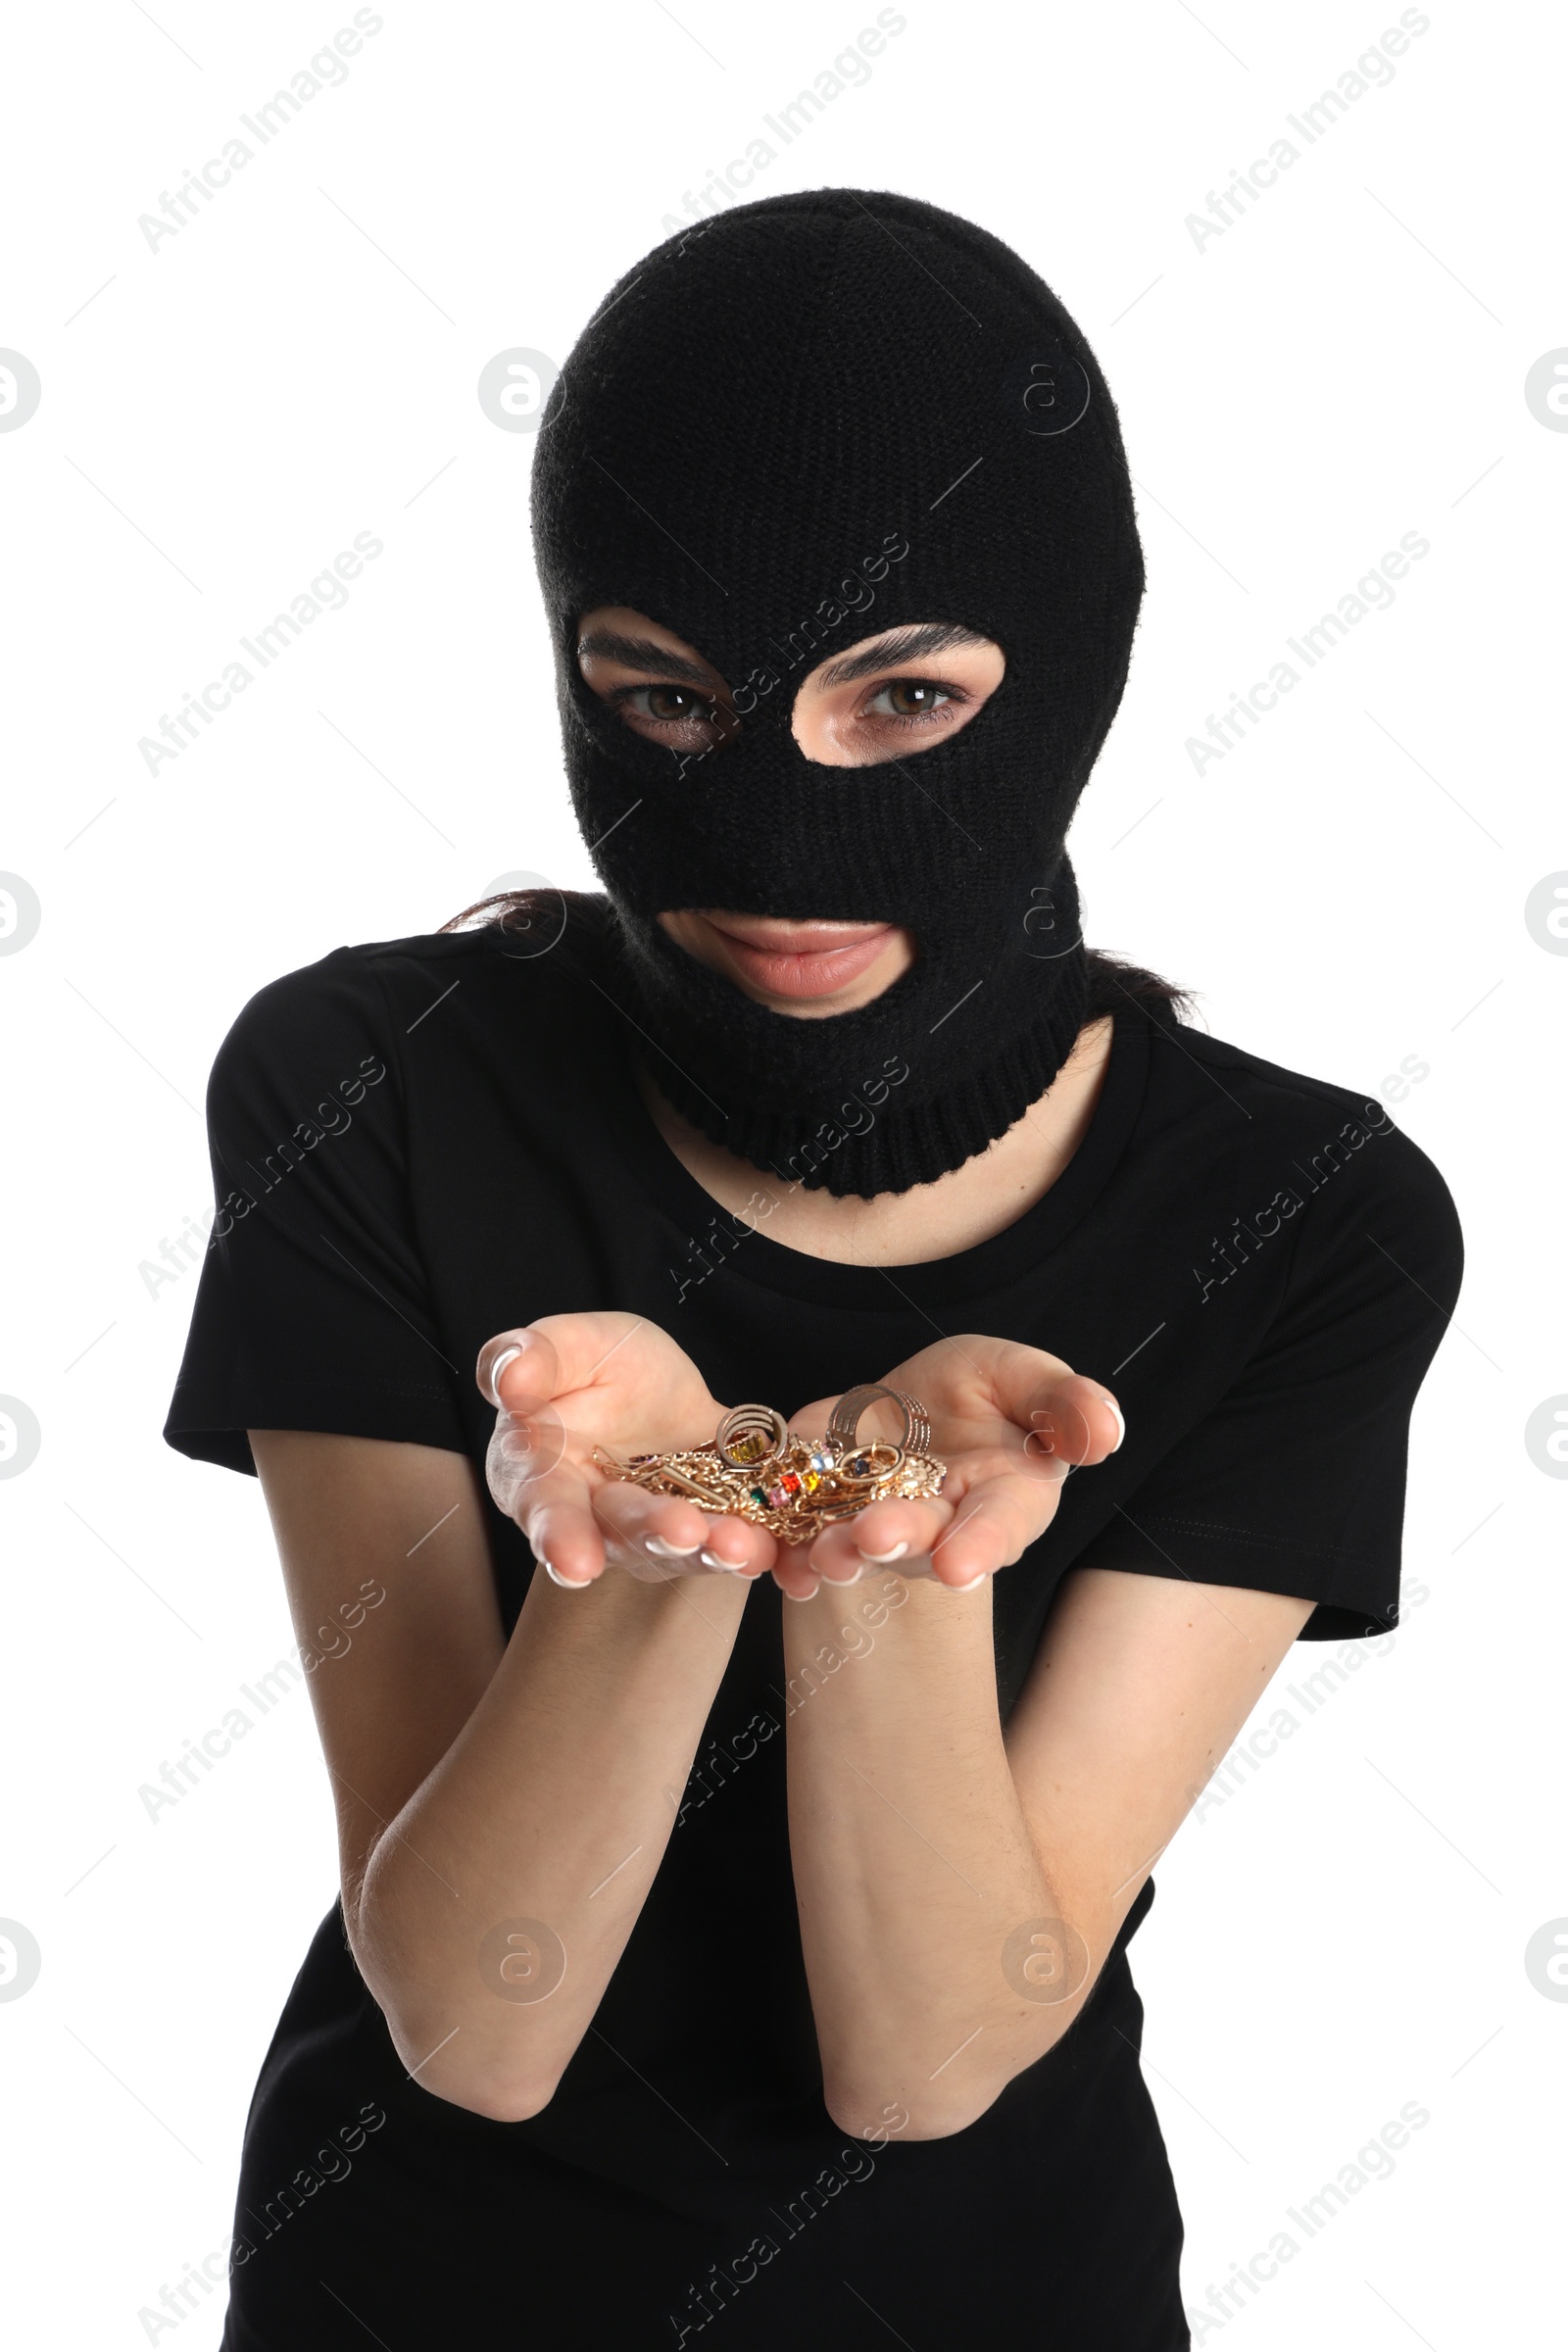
[530,187,1144,1198]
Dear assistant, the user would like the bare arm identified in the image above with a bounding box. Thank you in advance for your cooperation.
[785,1558,1310,2136]
[780,1339,1314,2136]
[251,1315,774,2123]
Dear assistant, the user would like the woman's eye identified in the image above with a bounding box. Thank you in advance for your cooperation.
[861,678,959,724]
[621,683,719,727]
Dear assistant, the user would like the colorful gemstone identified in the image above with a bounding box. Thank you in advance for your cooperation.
[766,1484,790,1508]
[800,1471,820,1494]
[780,1472,802,1495]
[749,1486,769,1508]
[731,1430,769,1463]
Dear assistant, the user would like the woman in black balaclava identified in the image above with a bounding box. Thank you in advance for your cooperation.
[167,190,1461,2350]
[531,183,1141,1193]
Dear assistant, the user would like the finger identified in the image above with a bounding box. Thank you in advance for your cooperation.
[694,1512,777,1582]
[518,1486,729,1589]
[486,1406,575,1527]
[925,1475,1066,1585]
[770,1545,822,1602]
[477,1325,561,1410]
[591,1486,774,1581]
[1020,1372,1124,1469]
[807,1496,956,1585]
[811,1462,1069,1589]
[595,1489,766,1578]
[593,1481,710,1564]
[486,1399,570,1510]
[520,1488,610,1588]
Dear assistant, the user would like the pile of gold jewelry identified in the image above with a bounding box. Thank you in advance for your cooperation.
[594,1385,946,1547]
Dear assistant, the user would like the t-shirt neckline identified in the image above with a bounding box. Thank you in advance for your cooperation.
[600,999,1155,1311]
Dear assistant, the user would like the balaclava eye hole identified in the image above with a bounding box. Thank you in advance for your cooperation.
[531,186,1145,1199]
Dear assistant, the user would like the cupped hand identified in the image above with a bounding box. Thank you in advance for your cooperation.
[775,1338,1124,1601]
[476,1314,779,1588]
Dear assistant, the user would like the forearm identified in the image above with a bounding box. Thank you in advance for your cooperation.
[783,1573,1077,2137]
[358,1566,750,2120]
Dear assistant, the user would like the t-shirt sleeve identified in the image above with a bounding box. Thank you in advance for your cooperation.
[1083,1125,1463,1640]
[165,950,468,1475]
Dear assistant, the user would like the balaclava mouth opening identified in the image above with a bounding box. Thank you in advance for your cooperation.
[530,186,1145,1199]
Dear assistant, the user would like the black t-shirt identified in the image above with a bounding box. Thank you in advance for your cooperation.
[166,906,1461,2352]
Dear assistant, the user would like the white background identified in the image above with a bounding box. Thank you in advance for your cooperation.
[1,1,1563,2343]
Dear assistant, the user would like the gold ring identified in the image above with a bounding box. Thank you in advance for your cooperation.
[713,1402,788,1471]
[826,1383,933,1466]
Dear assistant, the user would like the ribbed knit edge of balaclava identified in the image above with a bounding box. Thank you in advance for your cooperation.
[530,186,1145,1199]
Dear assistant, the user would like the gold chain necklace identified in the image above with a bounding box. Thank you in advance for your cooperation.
[595,1384,946,1547]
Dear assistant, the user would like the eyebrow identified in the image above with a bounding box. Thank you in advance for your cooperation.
[811,622,993,691]
[575,629,720,688]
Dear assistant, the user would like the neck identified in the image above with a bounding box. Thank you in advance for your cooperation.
[635,1015,1114,1266]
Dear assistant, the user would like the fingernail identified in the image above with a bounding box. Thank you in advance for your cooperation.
[1102,1395,1126,1450]
[947,1572,988,1592]
[542,1558,591,1590]
[486,1345,524,1403]
[821,1565,864,1587]
[856,1541,908,1564]
[645,1535,703,1558]
[699,1547,742,1574]
[782,1584,819,1603]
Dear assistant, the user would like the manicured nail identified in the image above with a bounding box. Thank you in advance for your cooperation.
[486,1345,524,1403]
[699,1547,742,1574]
[645,1534,703,1558]
[783,1584,819,1602]
[1102,1396,1126,1450]
[542,1558,591,1590]
[821,1565,864,1587]
[857,1541,908,1564]
[947,1572,988,1592]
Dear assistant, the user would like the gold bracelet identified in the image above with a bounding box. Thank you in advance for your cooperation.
[594,1384,945,1547]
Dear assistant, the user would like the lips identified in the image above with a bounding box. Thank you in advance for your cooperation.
[706,916,897,1002]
